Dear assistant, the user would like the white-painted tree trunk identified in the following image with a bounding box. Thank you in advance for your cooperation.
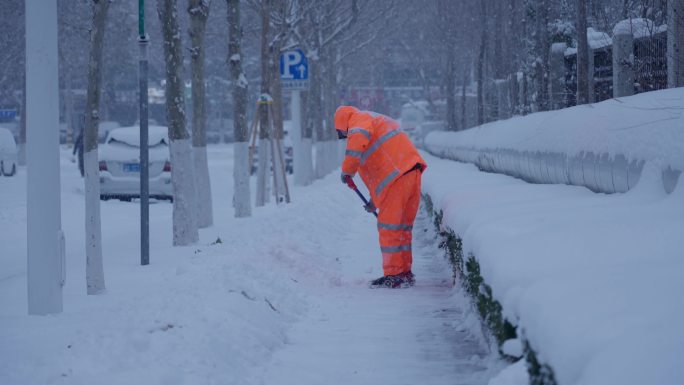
[233,141,251,217]
[84,150,105,294]
[18,143,26,166]
[82,0,108,295]
[297,138,314,186]
[170,138,199,246]
[189,0,212,228]
[314,140,328,179]
[158,0,199,247]
[193,146,213,228]
[256,138,269,206]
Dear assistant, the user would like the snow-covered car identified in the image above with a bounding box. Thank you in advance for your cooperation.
[98,121,121,144]
[98,125,172,202]
[0,127,18,176]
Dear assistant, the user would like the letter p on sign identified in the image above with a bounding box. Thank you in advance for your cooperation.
[280,49,308,81]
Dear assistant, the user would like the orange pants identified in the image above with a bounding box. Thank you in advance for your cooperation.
[377,169,422,276]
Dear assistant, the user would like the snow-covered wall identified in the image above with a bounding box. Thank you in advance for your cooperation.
[425,88,684,194]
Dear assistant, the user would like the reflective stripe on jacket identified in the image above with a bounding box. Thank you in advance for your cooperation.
[341,110,426,206]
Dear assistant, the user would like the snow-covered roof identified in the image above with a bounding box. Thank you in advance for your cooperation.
[613,18,665,38]
[587,27,612,49]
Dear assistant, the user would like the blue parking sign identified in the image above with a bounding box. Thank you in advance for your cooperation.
[280,49,308,90]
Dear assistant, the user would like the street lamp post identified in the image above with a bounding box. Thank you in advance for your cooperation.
[26,0,64,315]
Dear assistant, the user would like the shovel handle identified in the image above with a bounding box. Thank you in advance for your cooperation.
[344,176,378,217]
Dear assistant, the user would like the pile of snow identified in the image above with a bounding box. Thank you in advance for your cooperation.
[421,152,684,385]
[425,87,684,171]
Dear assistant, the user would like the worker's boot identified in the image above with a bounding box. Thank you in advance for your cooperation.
[398,271,415,286]
[369,272,413,289]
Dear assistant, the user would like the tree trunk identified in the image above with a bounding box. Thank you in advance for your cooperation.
[477,0,487,126]
[83,0,109,295]
[19,74,26,166]
[668,0,684,88]
[311,62,327,179]
[461,66,468,129]
[158,0,199,246]
[297,89,314,186]
[576,0,590,105]
[188,0,213,228]
[256,0,271,207]
[227,0,251,217]
[445,56,457,130]
[535,0,550,111]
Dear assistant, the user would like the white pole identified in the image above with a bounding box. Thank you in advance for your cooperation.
[291,89,306,186]
[26,0,64,315]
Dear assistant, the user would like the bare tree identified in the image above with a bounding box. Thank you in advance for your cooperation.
[576,0,590,105]
[296,0,361,181]
[440,0,459,131]
[158,0,200,246]
[477,0,488,125]
[227,0,251,218]
[535,0,550,111]
[255,0,272,207]
[83,0,109,295]
[188,0,213,228]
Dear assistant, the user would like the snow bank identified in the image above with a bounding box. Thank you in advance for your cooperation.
[425,88,684,193]
[421,152,684,385]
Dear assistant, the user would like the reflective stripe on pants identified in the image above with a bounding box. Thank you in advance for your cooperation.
[377,169,422,276]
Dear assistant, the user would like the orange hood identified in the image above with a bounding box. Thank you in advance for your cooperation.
[334,105,359,133]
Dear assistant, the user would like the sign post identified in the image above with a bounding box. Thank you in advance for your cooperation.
[138,0,150,266]
[279,49,308,186]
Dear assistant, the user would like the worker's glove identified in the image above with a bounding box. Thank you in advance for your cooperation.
[341,173,356,189]
[364,200,376,213]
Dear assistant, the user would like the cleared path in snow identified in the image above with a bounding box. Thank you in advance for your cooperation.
[254,205,502,385]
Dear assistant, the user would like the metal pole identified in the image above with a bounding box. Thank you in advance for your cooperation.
[139,0,150,266]
[26,0,64,315]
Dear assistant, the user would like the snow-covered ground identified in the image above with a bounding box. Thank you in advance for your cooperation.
[422,152,684,385]
[0,146,504,385]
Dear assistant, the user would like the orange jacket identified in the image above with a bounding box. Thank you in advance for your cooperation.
[335,106,426,206]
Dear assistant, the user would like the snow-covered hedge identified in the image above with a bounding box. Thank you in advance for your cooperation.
[424,88,684,194]
[420,152,684,385]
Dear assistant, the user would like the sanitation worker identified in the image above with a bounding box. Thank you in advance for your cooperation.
[334,105,427,288]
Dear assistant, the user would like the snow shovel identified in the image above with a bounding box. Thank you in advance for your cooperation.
[343,175,378,217]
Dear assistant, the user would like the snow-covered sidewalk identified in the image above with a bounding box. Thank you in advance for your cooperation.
[0,145,502,385]
[253,207,502,385]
